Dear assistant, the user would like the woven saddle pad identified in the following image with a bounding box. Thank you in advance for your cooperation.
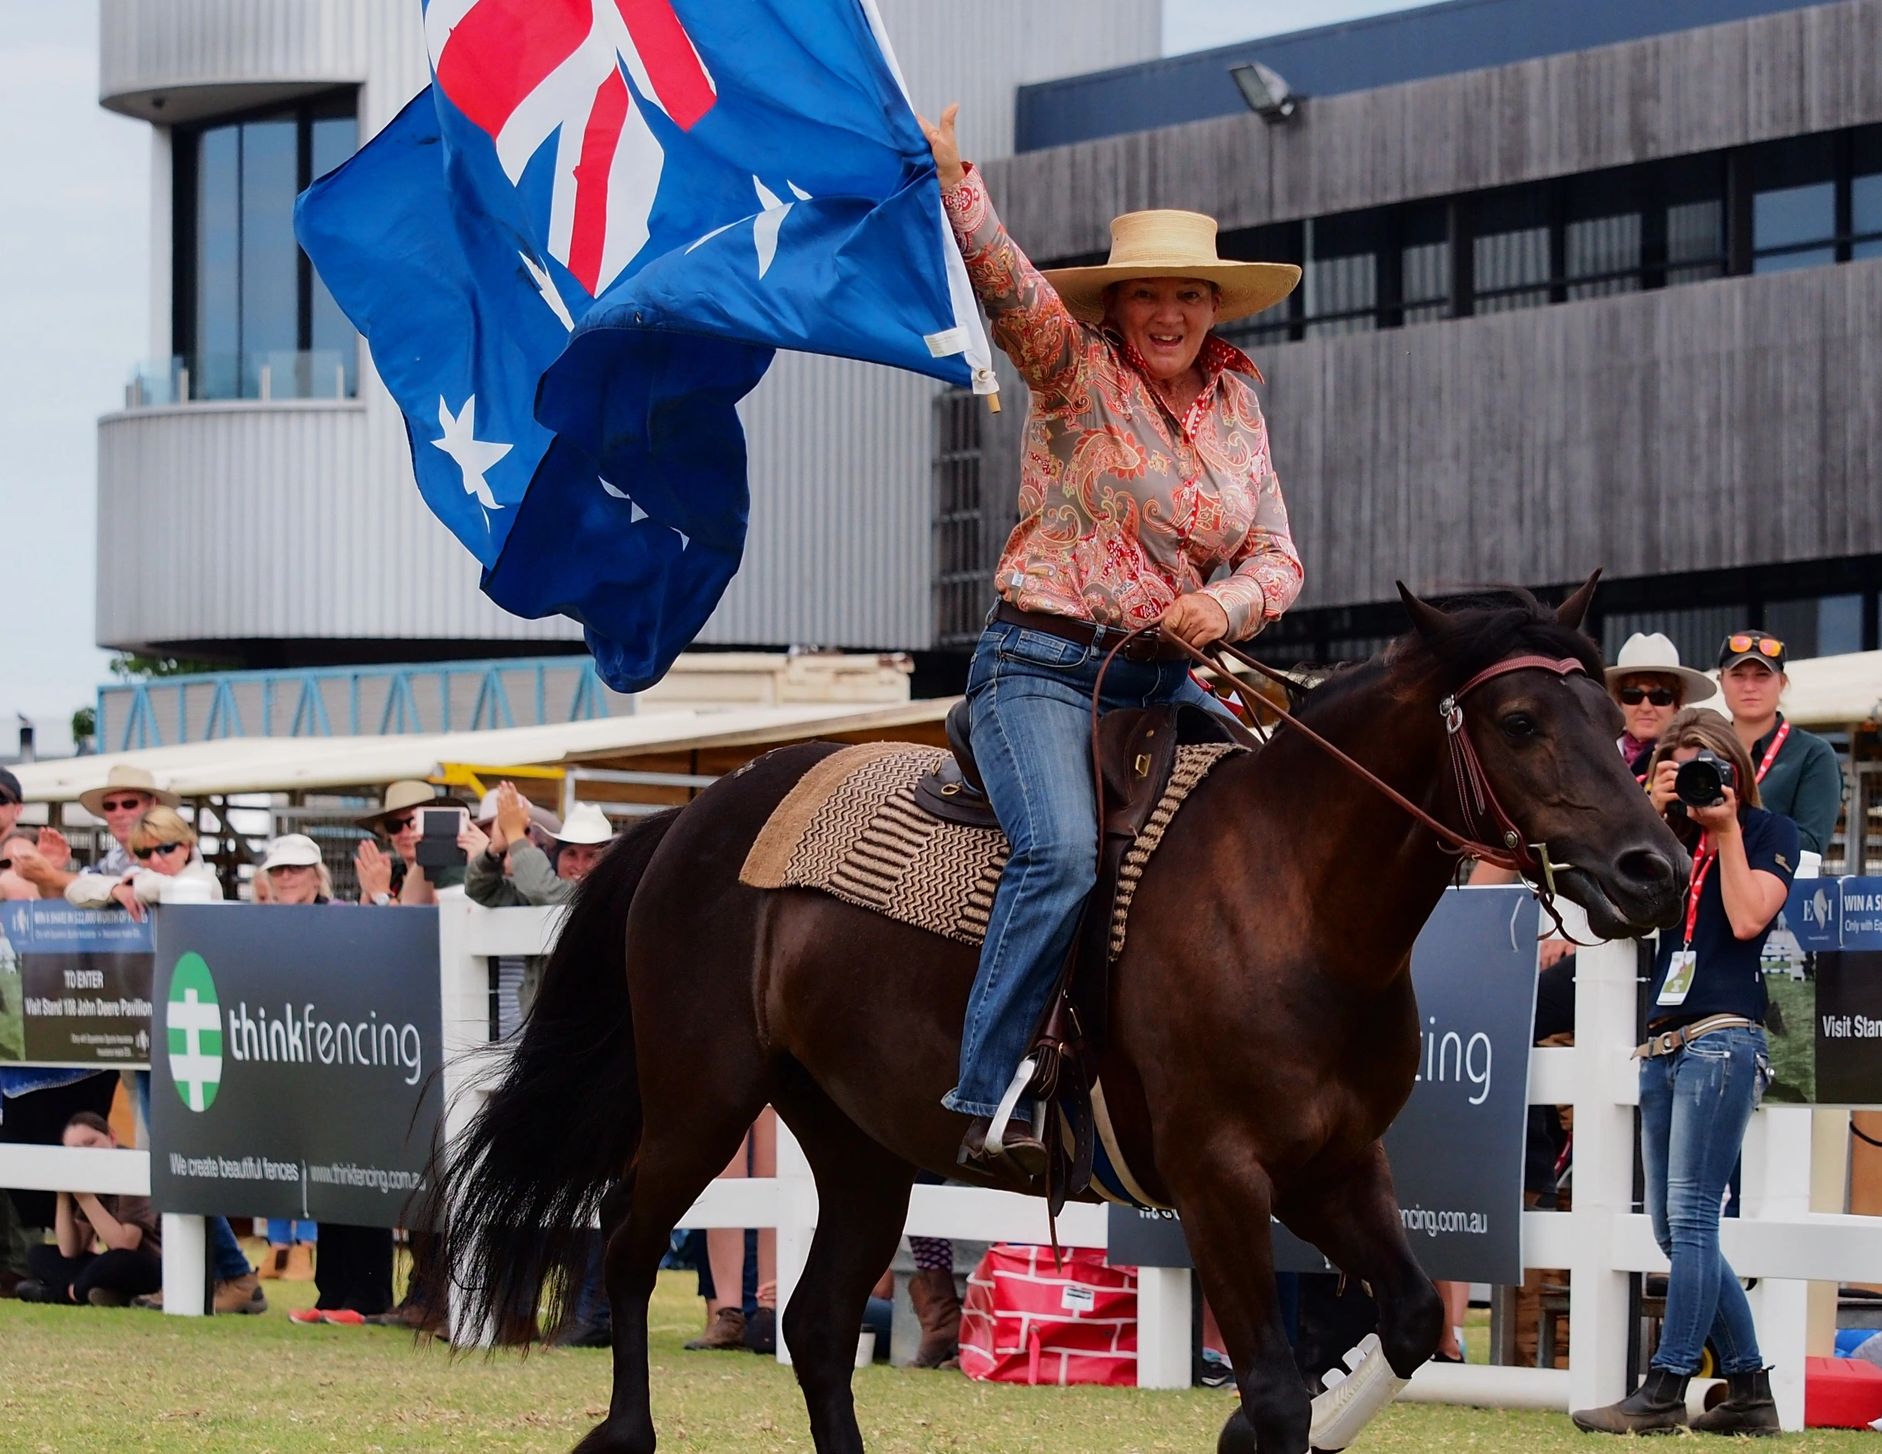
[739,739,1240,956]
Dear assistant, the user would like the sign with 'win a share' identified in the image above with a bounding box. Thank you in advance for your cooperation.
[151,906,444,1228]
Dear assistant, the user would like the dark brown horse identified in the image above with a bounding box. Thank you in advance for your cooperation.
[430,580,1687,1454]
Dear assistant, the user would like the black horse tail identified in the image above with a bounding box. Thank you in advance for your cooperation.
[421,806,682,1341]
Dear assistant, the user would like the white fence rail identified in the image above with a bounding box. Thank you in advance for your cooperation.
[4,894,1879,1426]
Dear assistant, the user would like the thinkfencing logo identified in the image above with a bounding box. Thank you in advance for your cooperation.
[167,953,224,1113]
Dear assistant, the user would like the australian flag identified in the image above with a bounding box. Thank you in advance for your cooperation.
[296,0,990,692]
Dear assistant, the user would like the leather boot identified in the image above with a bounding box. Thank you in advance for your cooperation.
[1690,1369,1780,1437]
[908,1268,962,1369]
[957,1115,1047,1179]
[1571,1368,1690,1434]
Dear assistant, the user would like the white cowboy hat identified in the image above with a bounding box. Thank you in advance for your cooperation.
[552,803,615,846]
[1603,632,1716,704]
[260,834,323,871]
[1040,210,1300,325]
[78,764,182,818]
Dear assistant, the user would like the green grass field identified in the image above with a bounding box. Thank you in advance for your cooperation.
[2,1265,1877,1453]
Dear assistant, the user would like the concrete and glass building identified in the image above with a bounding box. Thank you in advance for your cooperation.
[96,0,1882,684]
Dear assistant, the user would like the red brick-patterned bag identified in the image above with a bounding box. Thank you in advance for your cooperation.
[957,1244,1138,1387]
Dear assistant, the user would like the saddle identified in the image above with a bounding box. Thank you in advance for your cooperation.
[914,697,1238,1210]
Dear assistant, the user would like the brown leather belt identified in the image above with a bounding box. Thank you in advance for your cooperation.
[1634,1014,1759,1060]
[992,602,1187,664]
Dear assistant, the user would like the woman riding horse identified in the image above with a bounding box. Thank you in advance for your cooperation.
[919,103,1305,1173]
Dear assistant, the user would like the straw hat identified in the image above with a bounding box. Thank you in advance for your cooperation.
[551,803,615,846]
[355,779,448,829]
[1040,210,1300,325]
[78,764,181,818]
[1603,633,1715,705]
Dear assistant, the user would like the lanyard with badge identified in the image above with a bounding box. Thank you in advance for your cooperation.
[1657,724,1790,1007]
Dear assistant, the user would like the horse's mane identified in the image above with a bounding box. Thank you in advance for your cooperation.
[1294,587,1605,722]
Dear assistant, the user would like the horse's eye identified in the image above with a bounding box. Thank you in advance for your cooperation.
[1500,712,1539,739]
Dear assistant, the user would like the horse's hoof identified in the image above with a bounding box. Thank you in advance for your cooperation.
[571,1418,651,1454]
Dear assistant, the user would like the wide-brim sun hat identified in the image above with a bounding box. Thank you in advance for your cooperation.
[552,803,615,846]
[1603,632,1716,705]
[261,834,323,871]
[355,779,448,829]
[1040,209,1301,325]
[78,764,182,818]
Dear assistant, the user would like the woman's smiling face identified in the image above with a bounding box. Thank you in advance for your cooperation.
[1106,277,1219,383]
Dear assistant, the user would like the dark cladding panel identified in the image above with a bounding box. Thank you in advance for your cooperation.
[1015,0,1834,153]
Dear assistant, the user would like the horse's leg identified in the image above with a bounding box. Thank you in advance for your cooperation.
[775,1088,917,1454]
[575,1108,767,1454]
[1167,1163,1311,1454]
[1280,1142,1443,1449]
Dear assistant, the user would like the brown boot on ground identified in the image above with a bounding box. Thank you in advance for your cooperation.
[908,1268,962,1369]
[282,1244,316,1282]
[213,1271,266,1315]
[1690,1369,1781,1436]
[1572,1368,1689,1434]
[684,1306,747,1350]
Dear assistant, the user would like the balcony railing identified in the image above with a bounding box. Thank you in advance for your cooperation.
[125,349,356,408]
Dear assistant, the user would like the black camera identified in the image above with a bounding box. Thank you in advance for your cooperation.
[1671,750,1735,814]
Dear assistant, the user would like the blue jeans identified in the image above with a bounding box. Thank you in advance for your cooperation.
[1639,1024,1768,1375]
[942,619,1230,1118]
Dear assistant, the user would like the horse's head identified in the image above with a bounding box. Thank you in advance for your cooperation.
[1397,574,1689,937]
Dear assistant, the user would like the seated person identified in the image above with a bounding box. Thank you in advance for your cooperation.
[17,1112,162,1307]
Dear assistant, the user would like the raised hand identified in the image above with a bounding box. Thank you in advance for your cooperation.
[916,102,964,190]
[355,840,394,902]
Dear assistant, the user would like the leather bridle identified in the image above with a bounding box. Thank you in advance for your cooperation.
[1090,626,1590,898]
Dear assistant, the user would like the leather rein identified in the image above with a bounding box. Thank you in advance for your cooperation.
[1088,624,1589,892]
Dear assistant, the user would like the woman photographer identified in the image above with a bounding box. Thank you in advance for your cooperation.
[1572,708,1796,1437]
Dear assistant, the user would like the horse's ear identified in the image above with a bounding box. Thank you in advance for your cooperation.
[1554,570,1602,632]
[1396,581,1450,642]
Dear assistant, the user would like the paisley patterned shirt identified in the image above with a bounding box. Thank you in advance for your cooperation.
[943,165,1303,641]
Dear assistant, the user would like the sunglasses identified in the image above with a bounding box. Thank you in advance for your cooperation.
[1617,686,1677,707]
[1724,633,1784,659]
[132,841,188,861]
[101,797,148,813]
[382,815,417,834]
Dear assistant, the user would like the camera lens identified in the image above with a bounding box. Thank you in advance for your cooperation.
[1674,757,1725,808]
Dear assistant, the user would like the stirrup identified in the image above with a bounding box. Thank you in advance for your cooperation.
[984,1056,1040,1168]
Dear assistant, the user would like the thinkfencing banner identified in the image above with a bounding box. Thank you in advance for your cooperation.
[1108,886,1541,1284]
[0,902,153,1067]
[150,906,444,1227]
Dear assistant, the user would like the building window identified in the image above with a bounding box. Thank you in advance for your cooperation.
[174,91,358,401]
[1747,134,1838,274]
[1472,184,1552,314]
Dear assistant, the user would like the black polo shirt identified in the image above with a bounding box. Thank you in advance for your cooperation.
[1648,806,1799,1027]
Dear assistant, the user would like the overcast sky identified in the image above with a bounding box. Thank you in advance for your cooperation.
[0,0,1419,761]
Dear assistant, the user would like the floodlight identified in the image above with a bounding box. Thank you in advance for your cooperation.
[1230,61,1301,123]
